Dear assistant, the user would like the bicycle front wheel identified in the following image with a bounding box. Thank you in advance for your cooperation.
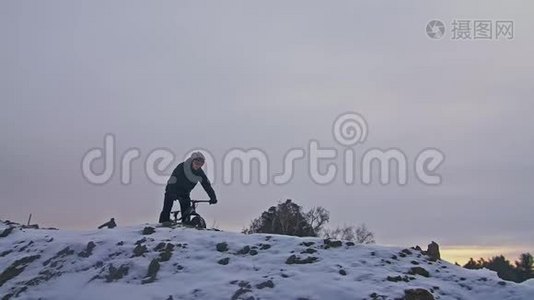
[190,216,207,229]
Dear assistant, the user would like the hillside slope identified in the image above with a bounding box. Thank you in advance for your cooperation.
[1,221,533,300]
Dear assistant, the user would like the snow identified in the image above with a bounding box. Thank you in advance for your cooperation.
[1,222,533,300]
[522,278,534,287]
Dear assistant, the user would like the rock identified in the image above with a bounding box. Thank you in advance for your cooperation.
[3,220,19,226]
[408,267,430,277]
[231,287,253,300]
[285,255,318,264]
[105,264,129,282]
[404,288,434,300]
[370,292,388,299]
[159,250,173,262]
[43,247,74,266]
[135,238,146,245]
[216,242,229,252]
[0,255,41,287]
[97,218,117,229]
[18,241,34,252]
[249,249,258,256]
[301,248,317,254]
[285,255,297,264]
[339,269,347,276]
[346,241,355,246]
[218,257,230,265]
[401,249,413,255]
[237,245,250,255]
[256,280,275,289]
[0,227,15,238]
[259,244,271,250]
[387,275,403,282]
[323,239,342,248]
[132,244,147,257]
[142,226,155,235]
[142,259,160,284]
[154,242,166,251]
[78,241,96,258]
[425,241,441,261]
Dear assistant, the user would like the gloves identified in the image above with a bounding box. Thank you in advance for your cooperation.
[209,199,218,204]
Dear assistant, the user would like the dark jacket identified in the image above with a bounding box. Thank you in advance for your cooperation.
[165,158,216,200]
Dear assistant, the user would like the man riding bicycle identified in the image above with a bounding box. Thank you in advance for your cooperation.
[158,152,217,224]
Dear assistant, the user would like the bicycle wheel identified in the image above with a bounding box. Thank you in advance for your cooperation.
[190,216,207,229]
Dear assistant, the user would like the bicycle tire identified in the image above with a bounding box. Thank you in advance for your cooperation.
[190,216,207,229]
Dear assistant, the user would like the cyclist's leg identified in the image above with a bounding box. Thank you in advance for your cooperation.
[178,196,192,223]
[159,192,176,223]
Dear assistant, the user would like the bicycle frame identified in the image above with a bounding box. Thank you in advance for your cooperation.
[171,200,211,223]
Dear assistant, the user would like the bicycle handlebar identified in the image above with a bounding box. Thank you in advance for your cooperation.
[190,200,212,203]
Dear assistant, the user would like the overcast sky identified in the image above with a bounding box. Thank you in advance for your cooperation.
[1,1,533,262]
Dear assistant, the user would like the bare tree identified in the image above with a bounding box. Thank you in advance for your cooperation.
[323,224,375,244]
[355,223,375,244]
[305,206,330,234]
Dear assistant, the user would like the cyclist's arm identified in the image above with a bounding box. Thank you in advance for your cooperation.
[199,170,217,201]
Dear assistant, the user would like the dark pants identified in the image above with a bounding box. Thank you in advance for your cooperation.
[159,192,191,223]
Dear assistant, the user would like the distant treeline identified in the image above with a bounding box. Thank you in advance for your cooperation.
[463,253,533,283]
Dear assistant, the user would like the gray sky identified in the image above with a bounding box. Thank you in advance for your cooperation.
[1,1,533,260]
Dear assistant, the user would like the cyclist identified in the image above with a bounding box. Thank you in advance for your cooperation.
[158,152,217,224]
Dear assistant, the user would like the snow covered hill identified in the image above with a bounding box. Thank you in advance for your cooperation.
[1,220,533,300]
